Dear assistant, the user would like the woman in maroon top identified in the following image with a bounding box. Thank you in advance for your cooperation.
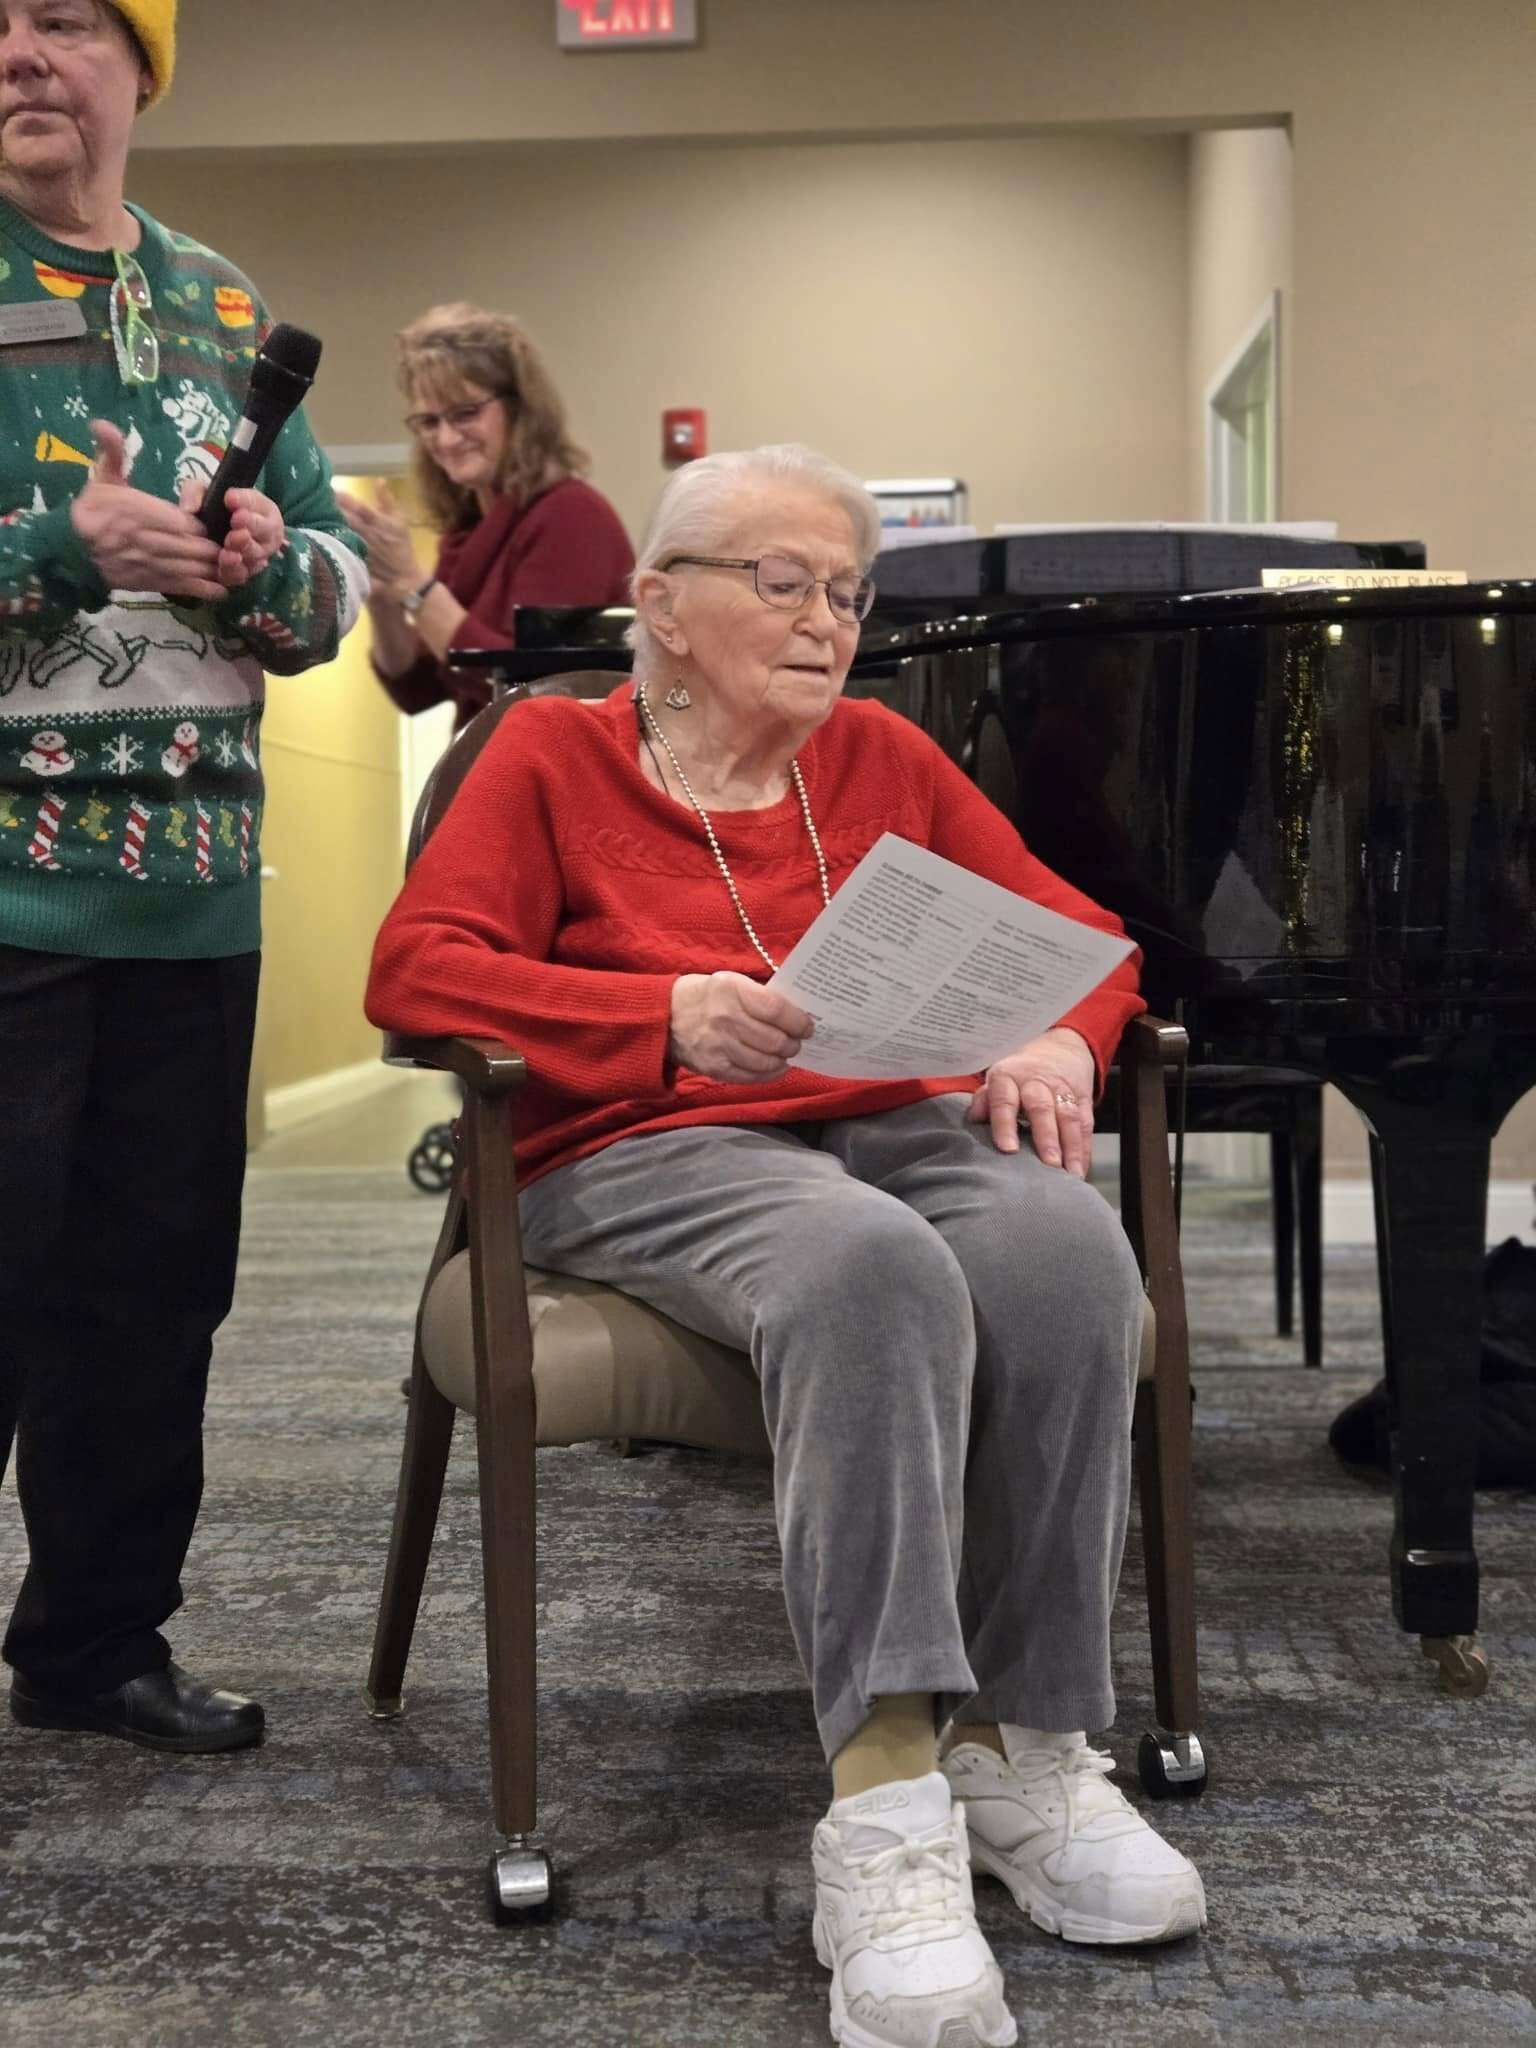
[338,303,633,730]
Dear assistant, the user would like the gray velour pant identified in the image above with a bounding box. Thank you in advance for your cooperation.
[518,1094,1145,1763]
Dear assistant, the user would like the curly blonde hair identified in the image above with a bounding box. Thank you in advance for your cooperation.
[397,304,591,533]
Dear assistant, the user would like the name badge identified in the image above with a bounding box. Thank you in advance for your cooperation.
[0,300,89,346]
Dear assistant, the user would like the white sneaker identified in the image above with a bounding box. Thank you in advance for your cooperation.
[942,1732,1207,1946]
[812,1770,1018,2048]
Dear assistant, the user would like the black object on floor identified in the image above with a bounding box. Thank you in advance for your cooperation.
[1329,1235,1536,1487]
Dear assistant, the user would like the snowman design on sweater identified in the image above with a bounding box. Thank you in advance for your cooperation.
[20,728,73,776]
[161,721,200,778]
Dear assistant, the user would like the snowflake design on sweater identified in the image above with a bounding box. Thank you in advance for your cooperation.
[64,393,89,422]
[102,732,142,777]
[211,728,240,769]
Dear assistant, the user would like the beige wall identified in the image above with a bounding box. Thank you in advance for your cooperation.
[1187,127,1293,516]
[133,0,1536,1151]
[144,0,1536,573]
[129,133,1190,544]
[255,524,404,1094]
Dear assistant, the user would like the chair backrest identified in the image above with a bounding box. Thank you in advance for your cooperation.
[384,672,624,1074]
[406,670,624,868]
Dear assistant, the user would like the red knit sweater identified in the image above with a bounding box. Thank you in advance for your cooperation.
[365,687,1145,1188]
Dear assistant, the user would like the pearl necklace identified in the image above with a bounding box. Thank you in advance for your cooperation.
[635,680,830,974]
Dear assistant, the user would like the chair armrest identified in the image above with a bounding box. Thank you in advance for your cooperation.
[1118,1013,1188,1346]
[1125,1013,1189,1071]
[384,1033,527,1097]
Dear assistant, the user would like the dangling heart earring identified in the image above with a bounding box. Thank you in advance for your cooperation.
[664,677,692,711]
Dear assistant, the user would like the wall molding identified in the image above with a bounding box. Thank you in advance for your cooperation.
[1324,1180,1533,1248]
[323,442,411,475]
[262,1056,398,1137]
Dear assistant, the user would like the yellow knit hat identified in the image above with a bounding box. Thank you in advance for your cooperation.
[113,0,177,106]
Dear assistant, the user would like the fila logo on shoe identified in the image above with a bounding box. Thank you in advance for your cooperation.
[848,1786,912,1818]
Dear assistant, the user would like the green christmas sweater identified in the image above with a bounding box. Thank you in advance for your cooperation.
[0,196,369,959]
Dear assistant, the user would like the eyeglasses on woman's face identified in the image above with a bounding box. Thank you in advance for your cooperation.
[663,552,876,624]
[109,247,158,386]
[404,393,508,441]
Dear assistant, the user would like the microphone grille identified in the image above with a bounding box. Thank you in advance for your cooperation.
[260,322,323,382]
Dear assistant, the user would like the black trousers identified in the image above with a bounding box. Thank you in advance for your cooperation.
[0,945,259,1694]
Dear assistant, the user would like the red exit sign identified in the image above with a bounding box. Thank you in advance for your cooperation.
[557,0,699,48]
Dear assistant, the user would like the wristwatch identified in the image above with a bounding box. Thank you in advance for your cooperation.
[399,575,438,620]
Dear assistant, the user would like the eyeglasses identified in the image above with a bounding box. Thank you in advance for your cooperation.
[664,552,876,624]
[404,394,509,440]
[110,248,158,387]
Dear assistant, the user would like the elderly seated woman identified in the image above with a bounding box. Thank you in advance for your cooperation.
[365,444,1206,2048]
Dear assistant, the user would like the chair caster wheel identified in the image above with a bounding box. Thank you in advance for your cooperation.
[408,1122,457,1194]
[1420,1633,1489,1699]
[1138,1729,1207,1799]
[489,1842,553,1924]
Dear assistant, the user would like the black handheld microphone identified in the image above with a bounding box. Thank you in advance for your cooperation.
[200,322,323,546]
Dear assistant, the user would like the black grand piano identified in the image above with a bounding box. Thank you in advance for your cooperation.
[474,547,1536,1698]
[844,571,1536,1697]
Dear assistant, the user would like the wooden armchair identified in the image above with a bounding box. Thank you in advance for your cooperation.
[363,681,1206,1922]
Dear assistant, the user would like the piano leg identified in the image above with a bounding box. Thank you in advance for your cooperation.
[1349,1085,1488,1689]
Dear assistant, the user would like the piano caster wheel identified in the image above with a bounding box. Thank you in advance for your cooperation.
[1137,1729,1207,1799]
[1420,1633,1490,1699]
[489,1839,554,1924]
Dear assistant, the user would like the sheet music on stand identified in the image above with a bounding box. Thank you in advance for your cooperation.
[768,835,1133,1081]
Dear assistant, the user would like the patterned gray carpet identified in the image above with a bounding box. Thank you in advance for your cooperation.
[2,1169,1532,2047]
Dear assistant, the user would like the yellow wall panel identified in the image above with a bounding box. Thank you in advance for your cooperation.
[256,573,403,1094]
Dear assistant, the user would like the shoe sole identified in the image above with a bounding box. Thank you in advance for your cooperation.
[970,1838,1207,1946]
[814,1914,1019,2048]
[9,1697,264,1755]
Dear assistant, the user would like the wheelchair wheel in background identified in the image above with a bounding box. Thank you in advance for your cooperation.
[408,1121,457,1194]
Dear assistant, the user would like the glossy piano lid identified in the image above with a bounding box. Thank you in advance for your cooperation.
[855,577,1536,657]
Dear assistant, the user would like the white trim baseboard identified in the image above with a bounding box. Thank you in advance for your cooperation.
[1324,1179,1534,1246]
[324,442,411,475]
[262,1057,399,1136]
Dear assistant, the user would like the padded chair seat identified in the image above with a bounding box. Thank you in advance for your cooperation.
[420,1252,1155,1452]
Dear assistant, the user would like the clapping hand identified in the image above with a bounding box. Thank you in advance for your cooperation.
[335,482,418,595]
[179,479,287,589]
[70,420,226,603]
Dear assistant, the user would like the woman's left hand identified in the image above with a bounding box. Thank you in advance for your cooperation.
[335,484,418,595]
[966,1025,1097,1175]
[217,488,286,587]
[177,478,287,589]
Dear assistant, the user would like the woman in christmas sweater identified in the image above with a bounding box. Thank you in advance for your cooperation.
[366,444,1205,2048]
[0,0,367,1756]
[337,302,633,732]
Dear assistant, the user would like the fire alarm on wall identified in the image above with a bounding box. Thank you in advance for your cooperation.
[662,408,707,465]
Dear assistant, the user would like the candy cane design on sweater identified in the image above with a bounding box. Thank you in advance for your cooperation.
[239,612,298,653]
[119,797,151,878]
[28,787,65,869]
[194,800,213,882]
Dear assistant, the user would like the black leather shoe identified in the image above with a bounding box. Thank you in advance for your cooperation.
[9,1661,265,1754]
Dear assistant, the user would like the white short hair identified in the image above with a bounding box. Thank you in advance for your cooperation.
[625,444,881,666]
